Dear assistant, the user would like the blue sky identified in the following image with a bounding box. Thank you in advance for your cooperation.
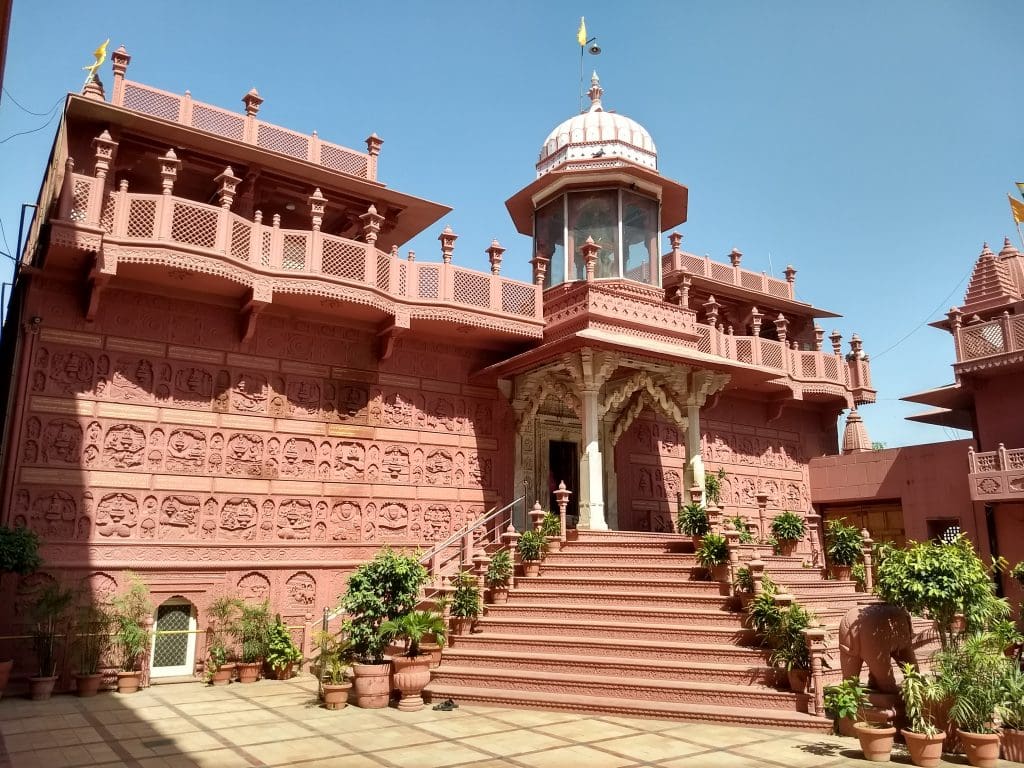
[2,1,1022,449]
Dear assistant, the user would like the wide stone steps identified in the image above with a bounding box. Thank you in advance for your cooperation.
[420,684,833,732]
[473,615,755,644]
[506,587,735,610]
[483,601,747,627]
[524,574,730,595]
[441,648,778,686]
[449,632,772,665]
[428,666,805,710]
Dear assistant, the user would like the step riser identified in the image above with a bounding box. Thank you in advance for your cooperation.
[506,592,735,609]
[521,579,731,596]
[547,553,696,565]
[452,637,768,664]
[430,671,802,710]
[473,620,755,644]
[486,606,746,627]
[536,565,718,580]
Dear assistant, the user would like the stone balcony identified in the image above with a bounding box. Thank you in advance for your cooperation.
[51,170,544,344]
[951,311,1024,375]
[967,444,1024,501]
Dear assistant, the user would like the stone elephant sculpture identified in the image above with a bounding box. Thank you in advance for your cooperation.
[838,603,923,693]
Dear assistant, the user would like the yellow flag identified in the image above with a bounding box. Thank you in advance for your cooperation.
[83,38,109,78]
[1011,194,1024,225]
[577,17,587,47]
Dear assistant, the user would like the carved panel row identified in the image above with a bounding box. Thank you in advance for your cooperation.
[701,427,805,471]
[10,487,485,543]
[20,415,495,487]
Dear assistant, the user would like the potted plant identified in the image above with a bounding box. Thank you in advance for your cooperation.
[518,530,545,577]
[340,547,427,709]
[381,610,447,711]
[853,714,898,763]
[266,615,302,680]
[205,596,240,685]
[450,569,481,636]
[540,512,562,552]
[851,561,867,592]
[312,630,352,710]
[111,574,153,694]
[770,512,805,557]
[999,661,1024,762]
[485,549,513,604]
[0,524,41,698]
[733,566,754,608]
[705,467,727,506]
[746,576,780,642]
[695,532,729,581]
[768,602,814,693]
[899,663,946,768]
[824,518,862,580]
[420,593,449,668]
[28,580,74,700]
[824,676,867,737]
[74,599,113,697]
[729,516,756,544]
[677,503,710,546]
[235,600,271,683]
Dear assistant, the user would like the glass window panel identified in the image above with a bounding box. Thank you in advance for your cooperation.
[622,191,660,286]
[534,196,565,288]
[568,190,618,280]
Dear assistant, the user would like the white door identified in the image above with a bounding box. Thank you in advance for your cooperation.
[150,599,197,678]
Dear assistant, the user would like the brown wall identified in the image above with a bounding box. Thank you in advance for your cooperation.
[974,372,1024,451]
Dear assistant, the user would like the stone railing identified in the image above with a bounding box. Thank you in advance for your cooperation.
[663,249,795,301]
[953,312,1024,366]
[108,47,376,180]
[967,444,1024,501]
[58,172,542,325]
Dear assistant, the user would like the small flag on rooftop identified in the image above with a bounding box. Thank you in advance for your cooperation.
[82,38,109,85]
[577,17,587,47]
[1016,181,1024,200]
[1010,194,1024,225]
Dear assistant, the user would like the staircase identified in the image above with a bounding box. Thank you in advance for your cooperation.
[426,530,864,730]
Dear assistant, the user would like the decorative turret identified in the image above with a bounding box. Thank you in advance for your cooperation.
[998,236,1024,295]
[841,409,872,454]
[962,241,1020,312]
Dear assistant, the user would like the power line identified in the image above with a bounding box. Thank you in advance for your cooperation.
[0,218,11,261]
[0,95,64,145]
[2,87,60,116]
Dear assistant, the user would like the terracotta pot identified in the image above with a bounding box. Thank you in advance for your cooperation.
[777,540,798,557]
[901,730,946,768]
[523,561,540,577]
[788,668,809,693]
[351,661,391,709]
[451,616,473,636]
[1003,728,1024,763]
[546,537,561,553]
[691,535,702,550]
[271,662,294,680]
[28,675,57,701]
[321,681,351,710]
[710,564,730,582]
[75,673,103,698]
[209,664,233,686]
[236,662,261,683]
[830,564,853,581]
[957,730,1000,768]
[489,586,509,604]
[0,659,12,699]
[420,642,443,669]
[854,722,896,762]
[391,655,432,712]
[116,671,141,694]
[836,716,858,737]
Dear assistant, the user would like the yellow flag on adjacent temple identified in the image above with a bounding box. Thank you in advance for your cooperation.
[83,38,109,78]
[1016,181,1024,199]
[1010,194,1024,225]
[577,17,587,47]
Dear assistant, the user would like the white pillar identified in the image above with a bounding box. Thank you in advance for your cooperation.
[578,389,607,530]
[602,420,618,530]
[687,403,705,505]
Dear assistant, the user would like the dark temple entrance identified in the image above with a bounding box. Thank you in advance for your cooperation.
[548,440,579,525]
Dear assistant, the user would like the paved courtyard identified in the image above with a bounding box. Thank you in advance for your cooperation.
[0,677,970,768]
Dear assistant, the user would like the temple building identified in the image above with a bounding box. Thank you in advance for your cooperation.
[0,51,876,723]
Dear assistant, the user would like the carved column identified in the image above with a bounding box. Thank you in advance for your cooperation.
[578,387,607,530]
[554,482,571,545]
[756,491,769,540]
[861,529,875,592]
[581,237,600,282]
[804,627,827,717]
[601,420,619,530]
[685,401,705,507]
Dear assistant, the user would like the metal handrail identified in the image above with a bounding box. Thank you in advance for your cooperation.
[417,496,523,566]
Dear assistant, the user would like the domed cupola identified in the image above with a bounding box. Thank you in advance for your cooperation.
[537,72,658,177]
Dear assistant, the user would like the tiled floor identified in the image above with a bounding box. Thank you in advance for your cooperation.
[0,677,971,767]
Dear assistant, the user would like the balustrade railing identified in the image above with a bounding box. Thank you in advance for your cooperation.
[968,444,1024,473]
[663,251,794,300]
[954,313,1024,363]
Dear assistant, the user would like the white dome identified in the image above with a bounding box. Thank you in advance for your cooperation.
[537,73,657,177]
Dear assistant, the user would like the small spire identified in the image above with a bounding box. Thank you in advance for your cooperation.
[999,236,1020,259]
[587,71,604,112]
[842,408,873,454]
[980,242,994,259]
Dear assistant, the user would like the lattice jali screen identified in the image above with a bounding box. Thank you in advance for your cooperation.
[801,354,818,378]
[1013,317,1024,352]
[710,262,734,283]
[322,239,365,280]
[762,341,784,370]
[171,203,218,249]
[740,271,762,290]
[662,254,673,272]
[123,83,181,122]
[376,254,391,292]
[256,124,309,159]
[281,234,308,270]
[681,255,704,274]
[99,193,116,232]
[453,270,490,307]
[960,323,1005,359]
[502,282,536,315]
[319,144,369,178]
[418,266,439,299]
[696,326,713,354]
[767,279,790,298]
[824,356,839,380]
[68,179,92,222]
[126,199,157,238]
[735,338,753,364]
[190,104,245,141]
[260,232,272,267]
[230,220,252,261]
[397,263,408,295]
[976,453,998,472]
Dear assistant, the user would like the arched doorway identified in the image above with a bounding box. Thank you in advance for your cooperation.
[150,597,197,678]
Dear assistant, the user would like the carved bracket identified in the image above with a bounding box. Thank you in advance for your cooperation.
[377,312,410,361]
[240,297,268,343]
[84,274,109,322]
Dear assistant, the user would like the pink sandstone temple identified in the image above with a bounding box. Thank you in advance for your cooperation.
[25,46,1014,727]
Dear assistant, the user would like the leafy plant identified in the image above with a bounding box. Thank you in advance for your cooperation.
[207,595,241,669]
[705,468,726,505]
[0,525,41,576]
[75,599,114,675]
[1012,561,1024,587]
[340,547,428,664]
[770,511,806,542]
[900,663,942,736]
[934,632,1012,733]
[30,581,75,677]
[518,529,546,562]
[111,574,153,672]
[236,601,271,663]
[312,630,352,687]
[450,569,481,620]
[999,662,1024,730]
[825,519,862,567]
[768,603,815,672]
[485,549,513,587]
[266,615,302,673]
[746,576,781,641]
[540,513,561,538]
[380,610,446,657]
[730,516,756,544]
[824,676,868,725]
[851,562,866,591]
[677,503,710,537]
[734,566,754,594]
[695,533,728,569]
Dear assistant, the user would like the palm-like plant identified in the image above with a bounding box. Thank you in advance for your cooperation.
[677,503,710,537]
[380,611,447,658]
[935,632,1012,734]
[695,533,728,569]
[900,663,942,736]
[31,581,75,677]
[312,630,352,686]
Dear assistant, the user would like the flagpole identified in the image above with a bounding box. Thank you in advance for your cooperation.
[579,45,584,113]
[1017,221,1024,251]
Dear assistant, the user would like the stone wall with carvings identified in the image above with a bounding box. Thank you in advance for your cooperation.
[2,276,514,630]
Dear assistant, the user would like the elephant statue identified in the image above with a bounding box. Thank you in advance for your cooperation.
[838,603,921,693]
